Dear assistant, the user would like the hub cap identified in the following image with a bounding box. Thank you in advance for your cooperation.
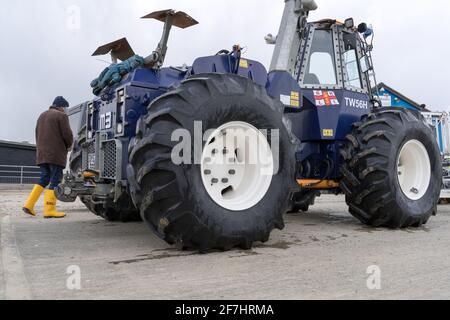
[397,140,431,201]
[201,121,274,211]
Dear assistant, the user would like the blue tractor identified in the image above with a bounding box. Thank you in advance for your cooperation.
[58,0,441,251]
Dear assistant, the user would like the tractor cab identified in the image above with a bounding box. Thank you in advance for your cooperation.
[298,19,372,96]
[291,18,376,141]
[269,17,378,184]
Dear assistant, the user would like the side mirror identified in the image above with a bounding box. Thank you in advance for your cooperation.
[360,55,371,73]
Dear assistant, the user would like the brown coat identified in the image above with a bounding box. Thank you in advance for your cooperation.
[35,107,74,168]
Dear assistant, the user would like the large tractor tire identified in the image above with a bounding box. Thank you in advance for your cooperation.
[69,133,141,223]
[82,195,141,223]
[341,108,441,228]
[128,74,297,251]
[289,190,319,213]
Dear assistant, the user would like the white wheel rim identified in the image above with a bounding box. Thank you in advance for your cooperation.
[201,121,274,211]
[397,140,431,201]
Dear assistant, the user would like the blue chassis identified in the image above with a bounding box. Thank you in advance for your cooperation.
[86,53,372,183]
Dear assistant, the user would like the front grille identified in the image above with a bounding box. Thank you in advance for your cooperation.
[101,140,117,179]
[82,141,96,171]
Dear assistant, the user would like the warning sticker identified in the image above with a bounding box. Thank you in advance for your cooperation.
[323,129,334,137]
[280,94,291,106]
[290,91,300,107]
[280,92,300,108]
[239,59,249,68]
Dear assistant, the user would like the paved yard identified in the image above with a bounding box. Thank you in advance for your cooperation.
[1,189,449,300]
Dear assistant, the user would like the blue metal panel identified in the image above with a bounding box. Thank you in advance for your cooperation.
[266,71,302,112]
[266,71,371,142]
[91,67,187,136]
[291,89,371,141]
[130,67,188,89]
[85,52,376,182]
[266,70,372,180]
[191,55,268,87]
[292,90,371,180]
[236,59,268,87]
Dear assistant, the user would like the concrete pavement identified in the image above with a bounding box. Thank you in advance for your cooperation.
[1,189,450,300]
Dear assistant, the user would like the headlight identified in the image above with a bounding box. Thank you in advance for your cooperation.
[117,123,124,134]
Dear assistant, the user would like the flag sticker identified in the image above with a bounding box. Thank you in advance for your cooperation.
[314,90,339,107]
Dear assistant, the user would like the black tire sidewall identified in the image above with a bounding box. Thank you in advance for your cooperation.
[181,90,294,237]
[390,121,441,217]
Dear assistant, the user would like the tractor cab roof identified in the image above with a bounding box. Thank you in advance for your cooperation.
[312,19,343,26]
[310,18,366,34]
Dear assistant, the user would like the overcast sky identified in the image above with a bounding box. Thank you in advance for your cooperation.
[1,0,449,143]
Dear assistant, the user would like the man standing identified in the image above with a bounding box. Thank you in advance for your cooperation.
[23,96,74,218]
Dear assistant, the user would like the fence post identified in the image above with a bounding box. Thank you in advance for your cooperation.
[20,166,24,185]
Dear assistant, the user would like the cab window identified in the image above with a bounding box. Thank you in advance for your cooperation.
[343,33,362,89]
[304,29,337,86]
[343,50,362,88]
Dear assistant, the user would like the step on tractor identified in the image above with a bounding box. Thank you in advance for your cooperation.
[58,0,442,251]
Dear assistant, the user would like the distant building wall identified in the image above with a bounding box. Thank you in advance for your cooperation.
[374,83,427,112]
[0,142,36,166]
[378,87,418,110]
[0,141,38,184]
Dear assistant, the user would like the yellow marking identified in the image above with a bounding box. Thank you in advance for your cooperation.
[239,59,249,68]
[297,180,340,189]
[290,91,300,107]
[323,129,334,137]
[83,171,99,178]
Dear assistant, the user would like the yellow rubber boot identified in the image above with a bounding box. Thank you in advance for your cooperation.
[43,190,66,219]
[22,185,44,216]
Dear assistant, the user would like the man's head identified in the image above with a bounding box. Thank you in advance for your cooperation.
[52,96,69,110]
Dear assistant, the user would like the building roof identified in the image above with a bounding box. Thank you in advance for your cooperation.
[0,140,36,150]
[374,82,430,112]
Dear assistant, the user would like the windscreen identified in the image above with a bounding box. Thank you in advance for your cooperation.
[304,29,338,86]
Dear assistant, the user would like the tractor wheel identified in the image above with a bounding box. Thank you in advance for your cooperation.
[290,190,319,213]
[69,134,141,223]
[341,107,441,228]
[82,196,141,222]
[128,73,297,251]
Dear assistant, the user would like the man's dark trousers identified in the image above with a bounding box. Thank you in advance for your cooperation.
[38,164,64,190]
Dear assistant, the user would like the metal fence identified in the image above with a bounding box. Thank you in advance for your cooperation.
[0,165,40,185]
